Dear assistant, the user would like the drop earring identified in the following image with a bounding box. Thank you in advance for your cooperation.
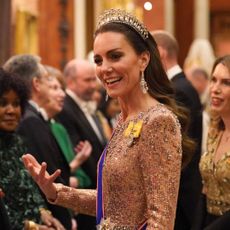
[140,71,148,94]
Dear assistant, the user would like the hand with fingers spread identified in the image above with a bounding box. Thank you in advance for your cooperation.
[22,154,61,201]
[70,140,92,171]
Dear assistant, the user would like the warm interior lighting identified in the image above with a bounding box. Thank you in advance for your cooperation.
[144,2,152,11]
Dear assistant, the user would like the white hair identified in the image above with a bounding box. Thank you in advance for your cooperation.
[184,39,216,76]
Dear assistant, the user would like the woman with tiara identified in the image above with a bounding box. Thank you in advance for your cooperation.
[23,9,194,230]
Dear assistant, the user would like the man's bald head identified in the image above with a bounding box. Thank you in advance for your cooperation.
[63,59,97,101]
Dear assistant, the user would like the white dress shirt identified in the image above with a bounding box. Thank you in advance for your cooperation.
[167,65,182,81]
[29,100,49,121]
[66,89,104,143]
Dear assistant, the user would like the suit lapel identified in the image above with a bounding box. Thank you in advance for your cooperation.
[66,96,105,144]
[171,72,183,82]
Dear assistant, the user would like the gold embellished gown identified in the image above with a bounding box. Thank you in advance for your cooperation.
[51,104,182,229]
[200,129,230,218]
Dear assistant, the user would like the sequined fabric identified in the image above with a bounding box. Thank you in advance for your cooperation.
[200,130,230,216]
[52,104,182,229]
[0,132,46,229]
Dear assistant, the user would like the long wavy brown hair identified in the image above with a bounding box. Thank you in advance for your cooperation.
[95,23,195,169]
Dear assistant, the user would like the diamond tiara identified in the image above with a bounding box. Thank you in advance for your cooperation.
[96,8,149,40]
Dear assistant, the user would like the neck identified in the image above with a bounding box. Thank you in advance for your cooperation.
[164,59,178,72]
[45,110,55,119]
[31,94,44,108]
[222,115,230,133]
[0,130,15,141]
[118,91,158,122]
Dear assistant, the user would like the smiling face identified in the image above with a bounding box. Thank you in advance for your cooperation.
[0,90,21,132]
[93,32,149,99]
[210,63,230,117]
[67,61,97,102]
[74,68,97,101]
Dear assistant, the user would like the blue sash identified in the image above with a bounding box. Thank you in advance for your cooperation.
[96,145,147,230]
[96,146,107,225]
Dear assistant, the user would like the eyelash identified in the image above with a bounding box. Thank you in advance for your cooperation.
[94,58,102,66]
[94,53,123,66]
[109,53,122,60]
[223,80,230,86]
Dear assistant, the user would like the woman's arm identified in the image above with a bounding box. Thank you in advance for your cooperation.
[22,154,96,216]
[50,184,96,216]
[139,114,182,230]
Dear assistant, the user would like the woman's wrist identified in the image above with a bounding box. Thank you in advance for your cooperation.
[70,157,80,172]
[46,183,58,202]
[47,183,64,203]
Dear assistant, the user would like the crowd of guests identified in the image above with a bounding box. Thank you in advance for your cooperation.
[0,54,120,230]
[0,11,230,230]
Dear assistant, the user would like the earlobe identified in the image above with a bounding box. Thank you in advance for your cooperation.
[32,77,40,92]
[157,46,165,59]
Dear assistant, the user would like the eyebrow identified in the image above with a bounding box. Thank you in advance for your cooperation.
[94,48,121,58]
[212,74,230,79]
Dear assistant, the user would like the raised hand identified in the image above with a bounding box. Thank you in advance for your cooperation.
[74,140,92,163]
[22,154,61,201]
[70,140,92,171]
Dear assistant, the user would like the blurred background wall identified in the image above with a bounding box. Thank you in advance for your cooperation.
[0,0,229,69]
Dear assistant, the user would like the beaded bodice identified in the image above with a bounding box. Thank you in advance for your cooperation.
[52,104,182,229]
[200,130,230,215]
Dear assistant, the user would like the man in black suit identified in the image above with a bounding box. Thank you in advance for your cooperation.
[3,54,72,229]
[152,31,203,230]
[56,59,107,230]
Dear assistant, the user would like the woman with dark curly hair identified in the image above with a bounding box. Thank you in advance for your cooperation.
[0,68,65,230]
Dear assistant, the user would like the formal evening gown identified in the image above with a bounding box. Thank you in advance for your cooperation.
[50,104,182,230]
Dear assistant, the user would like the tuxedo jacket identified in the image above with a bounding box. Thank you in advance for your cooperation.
[172,72,203,230]
[17,103,72,229]
[56,94,107,189]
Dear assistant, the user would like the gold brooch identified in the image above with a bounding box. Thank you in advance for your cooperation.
[97,218,115,230]
[124,120,143,147]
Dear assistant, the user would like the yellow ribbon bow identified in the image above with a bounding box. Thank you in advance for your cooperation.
[124,120,143,138]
